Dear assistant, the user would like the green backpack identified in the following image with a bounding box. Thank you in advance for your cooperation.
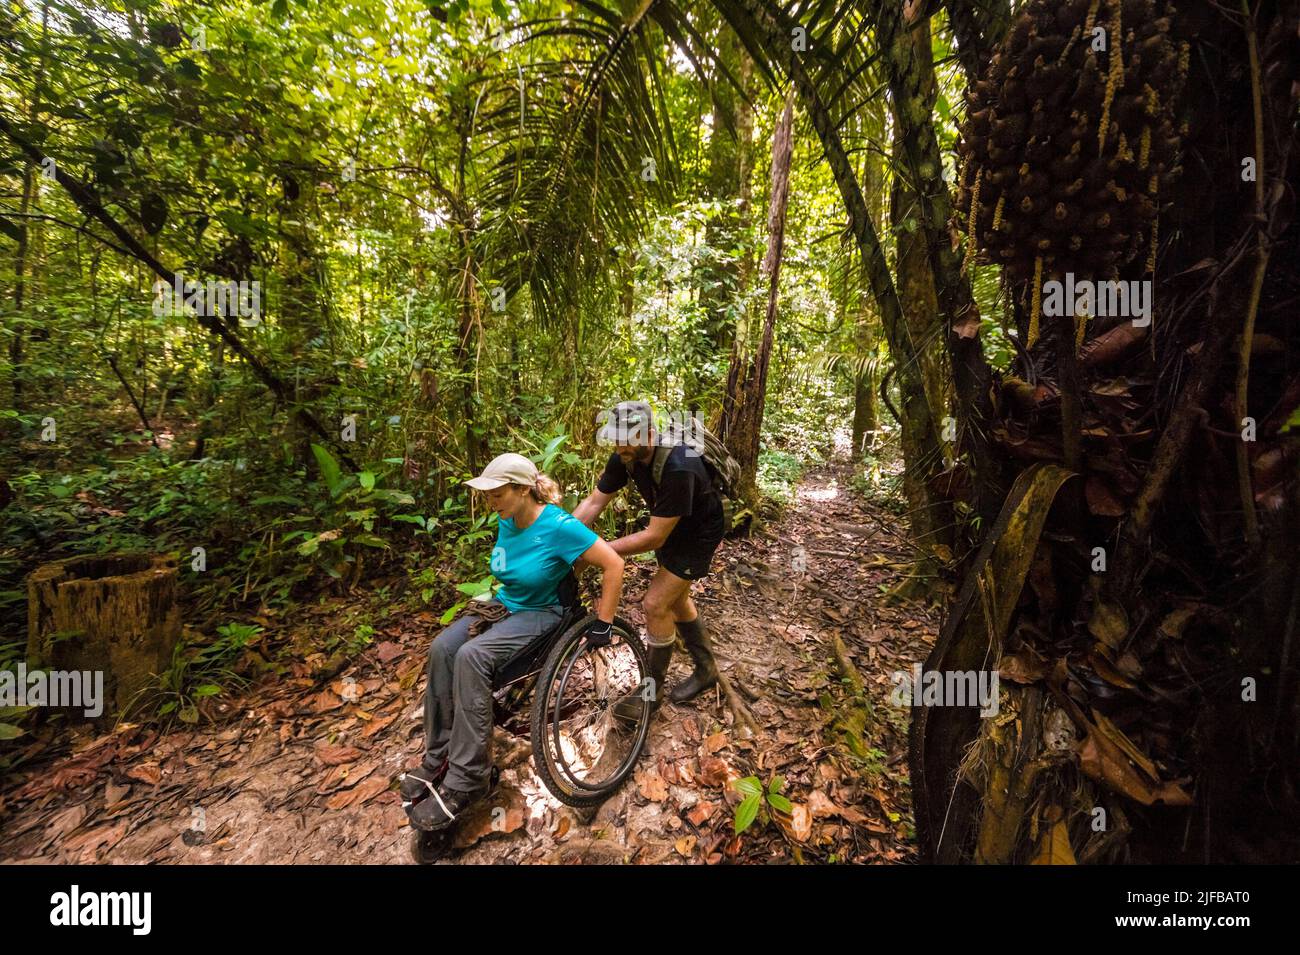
[650,420,742,533]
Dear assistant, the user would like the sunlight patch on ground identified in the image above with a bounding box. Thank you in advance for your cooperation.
[798,483,840,502]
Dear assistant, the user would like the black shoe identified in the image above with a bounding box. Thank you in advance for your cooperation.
[410,828,453,865]
[669,619,718,703]
[399,756,448,805]
[614,643,673,722]
[408,779,489,832]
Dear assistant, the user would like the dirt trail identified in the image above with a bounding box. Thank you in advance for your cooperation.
[0,463,937,864]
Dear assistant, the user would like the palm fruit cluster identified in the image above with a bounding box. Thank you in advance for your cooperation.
[954,0,1189,343]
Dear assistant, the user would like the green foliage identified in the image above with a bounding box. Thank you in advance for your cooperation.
[756,449,805,505]
[0,0,934,686]
[127,622,264,725]
[0,639,32,746]
[732,774,792,835]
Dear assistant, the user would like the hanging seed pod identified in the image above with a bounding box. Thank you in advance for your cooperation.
[955,0,1187,319]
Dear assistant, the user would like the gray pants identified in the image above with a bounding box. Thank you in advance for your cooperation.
[423,603,562,791]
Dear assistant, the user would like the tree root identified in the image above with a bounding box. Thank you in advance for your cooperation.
[715,669,760,739]
[821,634,876,761]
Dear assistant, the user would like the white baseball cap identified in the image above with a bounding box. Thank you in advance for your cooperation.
[464,452,539,490]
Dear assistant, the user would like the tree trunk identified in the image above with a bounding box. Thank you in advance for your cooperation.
[721,92,795,502]
[882,4,1002,531]
[453,102,487,474]
[720,0,918,499]
[8,1,50,409]
[888,16,955,553]
[692,26,754,409]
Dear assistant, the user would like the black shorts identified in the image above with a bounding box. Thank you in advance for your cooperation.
[656,534,724,581]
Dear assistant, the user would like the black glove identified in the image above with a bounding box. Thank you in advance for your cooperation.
[584,619,613,648]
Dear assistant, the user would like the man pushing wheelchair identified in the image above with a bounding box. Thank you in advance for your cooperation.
[573,400,736,721]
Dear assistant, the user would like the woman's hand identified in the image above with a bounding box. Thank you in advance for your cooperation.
[578,537,624,630]
[584,619,614,648]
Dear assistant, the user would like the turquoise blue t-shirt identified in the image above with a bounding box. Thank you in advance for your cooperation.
[491,504,599,613]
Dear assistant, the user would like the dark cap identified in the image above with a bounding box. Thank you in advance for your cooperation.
[596,400,656,446]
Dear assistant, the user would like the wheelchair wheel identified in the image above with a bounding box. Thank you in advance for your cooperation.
[530,614,651,807]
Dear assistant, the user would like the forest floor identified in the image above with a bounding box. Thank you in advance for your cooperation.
[0,462,940,864]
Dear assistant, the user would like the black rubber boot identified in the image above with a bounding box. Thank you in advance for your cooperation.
[669,618,718,703]
[613,643,673,722]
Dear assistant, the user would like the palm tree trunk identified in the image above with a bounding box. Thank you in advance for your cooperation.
[881,4,1002,530]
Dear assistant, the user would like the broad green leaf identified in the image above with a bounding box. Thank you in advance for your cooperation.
[734,793,760,834]
[311,443,343,498]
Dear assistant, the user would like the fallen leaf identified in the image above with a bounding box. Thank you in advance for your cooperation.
[1079,714,1191,806]
[126,763,162,786]
[361,714,397,738]
[65,821,128,862]
[314,744,363,766]
[1030,818,1077,865]
[701,732,727,755]
[774,803,813,843]
[452,788,527,848]
[330,677,365,701]
[46,804,90,842]
[636,767,669,802]
[310,690,345,714]
[686,801,717,826]
[808,790,838,819]
[325,776,388,810]
[674,836,697,857]
[698,756,730,789]
[376,641,405,664]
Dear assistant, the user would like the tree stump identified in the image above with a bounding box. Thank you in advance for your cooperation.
[26,554,181,719]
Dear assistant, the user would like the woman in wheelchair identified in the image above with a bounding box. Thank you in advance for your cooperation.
[401,452,624,831]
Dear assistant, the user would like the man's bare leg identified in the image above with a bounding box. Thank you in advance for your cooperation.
[642,567,692,648]
[671,586,698,625]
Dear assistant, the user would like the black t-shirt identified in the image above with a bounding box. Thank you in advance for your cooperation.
[597,443,726,549]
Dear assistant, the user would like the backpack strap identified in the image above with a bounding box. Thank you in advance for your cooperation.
[650,443,673,487]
